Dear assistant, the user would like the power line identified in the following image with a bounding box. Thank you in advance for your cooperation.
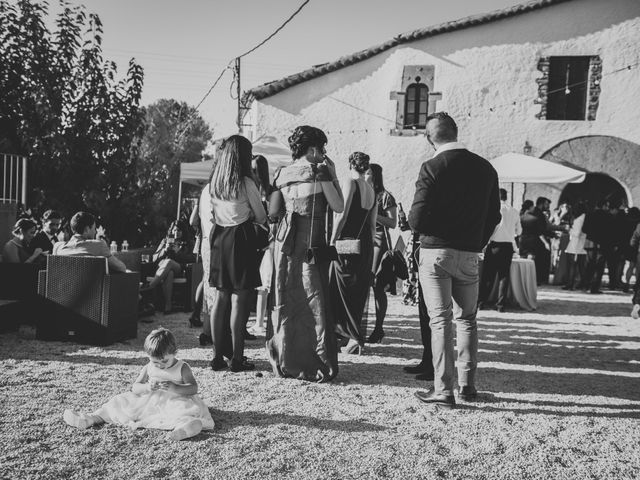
[237,0,311,59]
[176,0,312,142]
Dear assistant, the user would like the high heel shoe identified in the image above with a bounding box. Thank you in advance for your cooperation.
[366,328,385,344]
[345,339,363,355]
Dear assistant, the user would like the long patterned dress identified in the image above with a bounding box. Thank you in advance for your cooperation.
[266,162,339,382]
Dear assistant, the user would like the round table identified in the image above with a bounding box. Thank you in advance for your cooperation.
[482,257,538,311]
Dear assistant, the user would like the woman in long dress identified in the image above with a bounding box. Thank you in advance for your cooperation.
[266,126,344,382]
[330,152,377,355]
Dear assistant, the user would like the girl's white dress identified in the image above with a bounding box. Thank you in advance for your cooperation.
[95,359,215,431]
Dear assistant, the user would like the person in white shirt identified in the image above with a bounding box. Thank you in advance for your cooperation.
[563,202,587,290]
[478,188,521,312]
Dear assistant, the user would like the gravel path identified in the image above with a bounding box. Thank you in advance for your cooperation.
[1,286,639,479]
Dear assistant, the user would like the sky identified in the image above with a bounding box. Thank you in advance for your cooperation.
[48,0,526,137]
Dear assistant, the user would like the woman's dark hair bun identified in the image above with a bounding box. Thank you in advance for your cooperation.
[288,125,328,160]
[348,151,370,174]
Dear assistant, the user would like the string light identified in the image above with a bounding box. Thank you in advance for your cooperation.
[274,60,639,137]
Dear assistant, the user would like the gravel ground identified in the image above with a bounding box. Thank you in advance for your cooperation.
[1,286,639,480]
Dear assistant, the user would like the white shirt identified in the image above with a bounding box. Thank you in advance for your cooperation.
[565,214,587,255]
[199,183,214,241]
[490,201,521,246]
[432,141,466,158]
[210,177,267,227]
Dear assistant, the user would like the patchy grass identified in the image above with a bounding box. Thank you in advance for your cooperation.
[1,287,639,479]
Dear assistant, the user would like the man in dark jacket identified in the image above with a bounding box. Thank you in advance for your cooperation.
[409,112,501,409]
[29,209,62,254]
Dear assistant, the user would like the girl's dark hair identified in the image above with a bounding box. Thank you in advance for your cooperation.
[573,201,587,218]
[13,218,37,235]
[348,152,370,174]
[144,327,177,357]
[252,155,270,197]
[368,163,385,195]
[210,135,253,200]
[520,199,534,215]
[288,126,327,160]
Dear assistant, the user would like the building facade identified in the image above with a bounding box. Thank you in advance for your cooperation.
[244,0,640,211]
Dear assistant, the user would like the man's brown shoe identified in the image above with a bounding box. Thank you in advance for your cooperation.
[414,388,455,409]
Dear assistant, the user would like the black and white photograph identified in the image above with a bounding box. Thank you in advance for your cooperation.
[1,0,639,478]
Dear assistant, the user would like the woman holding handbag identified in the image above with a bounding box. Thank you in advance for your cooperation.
[330,152,377,355]
[365,163,398,343]
[266,126,344,382]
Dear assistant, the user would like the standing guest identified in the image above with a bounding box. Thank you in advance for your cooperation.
[29,209,62,254]
[266,125,344,382]
[606,199,627,290]
[53,212,127,273]
[188,200,204,328]
[582,201,611,293]
[147,221,195,314]
[330,152,377,355]
[551,203,573,285]
[478,188,520,312]
[365,163,397,344]
[208,135,267,373]
[520,197,555,285]
[403,232,434,381]
[250,154,274,337]
[630,222,640,319]
[622,207,640,292]
[408,112,500,409]
[563,202,587,290]
[2,218,44,263]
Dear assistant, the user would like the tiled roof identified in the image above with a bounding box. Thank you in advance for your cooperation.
[243,0,574,103]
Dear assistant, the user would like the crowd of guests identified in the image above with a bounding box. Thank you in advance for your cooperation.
[5,111,639,416]
[512,196,640,301]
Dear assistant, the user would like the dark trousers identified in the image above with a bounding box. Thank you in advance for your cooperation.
[584,246,606,292]
[604,246,622,289]
[417,282,433,371]
[520,235,550,285]
[565,253,586,290]
[479,242,513,307]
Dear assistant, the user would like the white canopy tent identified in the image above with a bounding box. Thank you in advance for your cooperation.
[176,135,293,217]
[490,152,586,184]
[489,152,586,205]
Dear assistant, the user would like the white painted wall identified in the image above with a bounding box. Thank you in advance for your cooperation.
[249,0,640,210]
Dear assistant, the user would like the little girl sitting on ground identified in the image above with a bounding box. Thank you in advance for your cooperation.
[63,327,215,440]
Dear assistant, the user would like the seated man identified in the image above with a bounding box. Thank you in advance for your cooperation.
[53,211,127,273]
[30,209,63,254]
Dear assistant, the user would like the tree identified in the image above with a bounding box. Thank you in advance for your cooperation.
[0,0,144,242]
[135,99,212,243]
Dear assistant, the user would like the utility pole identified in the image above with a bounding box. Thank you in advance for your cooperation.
[235,57,242,134]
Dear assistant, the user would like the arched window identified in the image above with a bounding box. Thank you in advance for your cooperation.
[404,82,429,129]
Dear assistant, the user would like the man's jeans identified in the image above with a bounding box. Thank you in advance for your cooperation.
[418,248,479,396]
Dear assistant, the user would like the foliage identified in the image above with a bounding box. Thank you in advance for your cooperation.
[0,0,145,243]
[136,99,212,244]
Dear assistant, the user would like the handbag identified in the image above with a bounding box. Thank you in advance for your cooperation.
[334,198,369,255]
[306,176,337,264]
[384,226,409,280]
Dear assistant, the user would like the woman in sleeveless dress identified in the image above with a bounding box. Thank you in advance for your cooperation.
[330,152,377,354]
[266,126,344,382]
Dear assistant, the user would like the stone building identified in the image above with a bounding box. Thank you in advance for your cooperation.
[242,0,640,211]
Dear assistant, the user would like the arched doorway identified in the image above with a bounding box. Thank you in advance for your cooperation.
[559,172,628,208]
[526,135,640,209]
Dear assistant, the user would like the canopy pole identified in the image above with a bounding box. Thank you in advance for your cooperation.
[510,182,514,206]
[176,181,183,221]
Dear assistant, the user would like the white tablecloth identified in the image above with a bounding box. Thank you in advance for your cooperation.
[483,257,537,311]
